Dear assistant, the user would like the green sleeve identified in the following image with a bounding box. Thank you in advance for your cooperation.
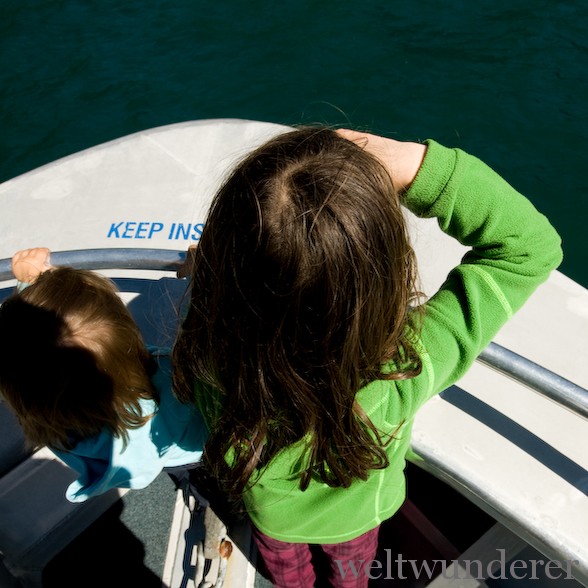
[403,140,563,400]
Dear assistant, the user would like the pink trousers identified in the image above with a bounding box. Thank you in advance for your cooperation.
[252,525,380,588]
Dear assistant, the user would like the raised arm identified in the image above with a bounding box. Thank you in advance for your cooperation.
[338,129,562,401]
[407,140,562,396]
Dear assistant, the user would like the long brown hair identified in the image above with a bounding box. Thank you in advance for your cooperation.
[173,127,422,495]
[0,267,155,450]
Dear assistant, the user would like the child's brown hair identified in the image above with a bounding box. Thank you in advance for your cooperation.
[173,127,422,495]
[0,267,156,450]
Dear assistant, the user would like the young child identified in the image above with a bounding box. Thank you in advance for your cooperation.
[172,127,563,587]
[0,247,206,503]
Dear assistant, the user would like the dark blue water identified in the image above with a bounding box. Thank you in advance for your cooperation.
[1,0,586,286]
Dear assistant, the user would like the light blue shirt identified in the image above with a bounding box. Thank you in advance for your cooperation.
[53,348,206,502]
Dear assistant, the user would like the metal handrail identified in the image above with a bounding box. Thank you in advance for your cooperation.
[0,248,186,282]
[1,248,587,418]
[478,342,588,419]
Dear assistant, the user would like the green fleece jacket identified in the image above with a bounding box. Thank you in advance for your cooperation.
[198,140,562,544]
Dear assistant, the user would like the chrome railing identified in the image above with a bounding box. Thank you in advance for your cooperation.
[478,342,588,420]
[1,248,586,418]
[0,249,186,280]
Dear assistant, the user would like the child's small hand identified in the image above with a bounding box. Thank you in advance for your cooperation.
[337,129,427,192]
[11,248,53,283]
[176,244,198,279]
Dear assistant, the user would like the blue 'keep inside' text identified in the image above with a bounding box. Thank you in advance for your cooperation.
[107,221,204,241]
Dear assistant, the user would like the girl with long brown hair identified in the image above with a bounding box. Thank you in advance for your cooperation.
[173,127,562,587]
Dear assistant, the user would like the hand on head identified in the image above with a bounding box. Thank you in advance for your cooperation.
[11,248,53,283]
[336,129,427,192]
